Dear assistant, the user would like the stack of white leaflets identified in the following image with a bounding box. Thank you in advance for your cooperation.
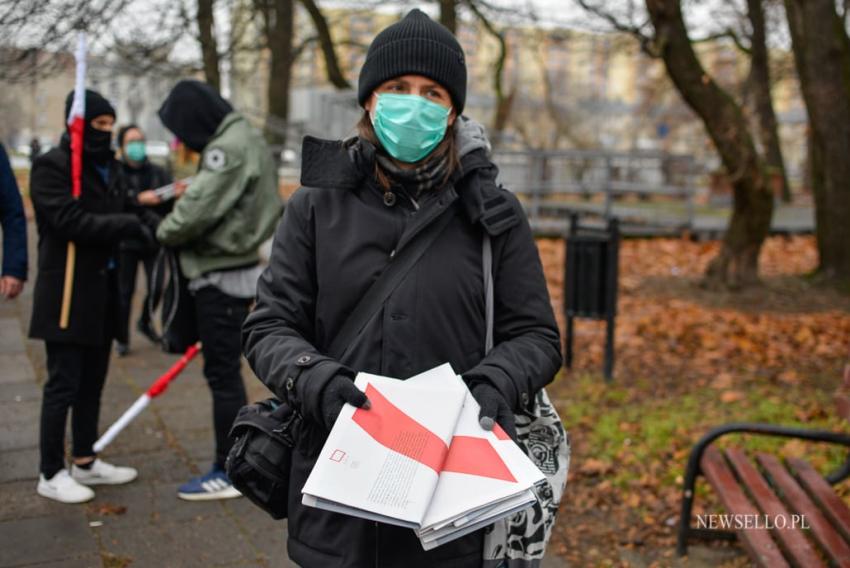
[301,363,545,550]
[152,176,194,201]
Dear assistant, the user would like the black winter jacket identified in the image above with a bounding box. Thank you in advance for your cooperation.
[0,143,28,280]
[242,136,562,568]
[29,136,154,345]
[116,159,172,252]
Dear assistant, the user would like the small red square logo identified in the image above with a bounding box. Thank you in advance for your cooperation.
[330,449,346,462]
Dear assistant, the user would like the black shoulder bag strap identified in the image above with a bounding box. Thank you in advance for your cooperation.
[326,207,457,361]
[483,233,494,354]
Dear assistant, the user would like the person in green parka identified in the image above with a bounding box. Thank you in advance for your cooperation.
[155,80,282,500]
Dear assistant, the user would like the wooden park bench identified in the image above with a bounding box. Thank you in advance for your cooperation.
[677,365,850,566]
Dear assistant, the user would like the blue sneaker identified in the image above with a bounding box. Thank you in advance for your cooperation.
[177,466,241,501]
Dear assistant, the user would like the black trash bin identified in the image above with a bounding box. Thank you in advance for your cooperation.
[564,214,620,381]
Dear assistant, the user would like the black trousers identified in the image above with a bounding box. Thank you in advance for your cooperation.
[116,248,156,345]
[194,286,251,469]
[39,342,111,478]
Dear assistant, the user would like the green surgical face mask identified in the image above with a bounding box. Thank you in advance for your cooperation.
[125,140,147,163]
[371,93,451,163]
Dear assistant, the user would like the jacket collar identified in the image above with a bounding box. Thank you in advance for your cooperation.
[58,133,120,188]
[299,136,370,191]
[299,136,519,235]
[210,112,242,141]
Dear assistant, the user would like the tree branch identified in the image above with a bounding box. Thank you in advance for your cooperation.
[574,0,656,56]
[691,28,752,54]
[299,0,351,89]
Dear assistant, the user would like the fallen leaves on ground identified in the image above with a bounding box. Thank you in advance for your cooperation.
[536,235,850,566]
[89,503,128,516]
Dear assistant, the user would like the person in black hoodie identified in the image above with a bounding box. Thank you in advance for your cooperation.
[30,90,156,504]
[156,80,280,501]
[242,10,562,567]
[114,124,173,355]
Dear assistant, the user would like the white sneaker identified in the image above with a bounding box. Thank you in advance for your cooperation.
[71,459,138,486]
[37,469,95,503]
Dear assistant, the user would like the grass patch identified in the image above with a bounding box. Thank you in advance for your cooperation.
[557,372,847,489]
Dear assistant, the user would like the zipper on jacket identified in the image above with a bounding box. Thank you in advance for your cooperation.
[394,184,420,211]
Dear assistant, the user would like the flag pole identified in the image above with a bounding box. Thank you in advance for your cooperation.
[59,244,75,328]
[60,31,87,329]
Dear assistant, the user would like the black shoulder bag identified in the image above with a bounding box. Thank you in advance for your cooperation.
[226,208,457,519]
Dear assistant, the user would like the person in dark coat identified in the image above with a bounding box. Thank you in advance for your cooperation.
[242,10,562,567]
[29,137,42,165]
[30,89,156,504]
[114,124,173,355]
[0,142,27,299]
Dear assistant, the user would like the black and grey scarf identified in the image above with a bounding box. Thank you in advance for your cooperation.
[376,152,450,199]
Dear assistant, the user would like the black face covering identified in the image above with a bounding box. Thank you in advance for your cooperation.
[158,80,233,152]
[84,126,114,164]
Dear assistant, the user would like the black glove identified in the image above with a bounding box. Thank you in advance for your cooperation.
[317,374,370,431]
[136,208,163,234]
[470,381,517,442]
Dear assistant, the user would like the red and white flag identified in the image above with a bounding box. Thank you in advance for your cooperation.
[67,31,87,199]
[59,31,87,330]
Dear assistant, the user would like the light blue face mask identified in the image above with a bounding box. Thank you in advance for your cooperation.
[371,93,451,163]
[125,140,147,162]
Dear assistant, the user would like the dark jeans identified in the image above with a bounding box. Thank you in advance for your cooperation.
[39,342,111,478]
[116,248,156,345]
[194,285,251,469]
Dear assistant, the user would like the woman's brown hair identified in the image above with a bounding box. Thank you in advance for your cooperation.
[356,110,461,191]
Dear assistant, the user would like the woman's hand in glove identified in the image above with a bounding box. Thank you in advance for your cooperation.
[470,381,517,442]
[318,374,370,431]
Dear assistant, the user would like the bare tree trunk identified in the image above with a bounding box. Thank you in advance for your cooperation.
[785,0,850,282]
[466,1,513,146]
[646,0,773,288]
[197,0,221,90]
[299,0,350,89]
[747,0,792,202]
[807,125,830,275]
[439,0,457,33]
[263,0,294,146]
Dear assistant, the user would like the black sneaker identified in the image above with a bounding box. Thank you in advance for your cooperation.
[116,342,130,357]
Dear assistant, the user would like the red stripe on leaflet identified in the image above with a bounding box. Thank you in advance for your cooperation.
[443,436,517,483]
[352,384,449,473]
[493,424,511,441]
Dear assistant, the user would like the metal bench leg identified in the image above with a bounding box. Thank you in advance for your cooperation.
[827,452,850,484]
[677,453,700,556]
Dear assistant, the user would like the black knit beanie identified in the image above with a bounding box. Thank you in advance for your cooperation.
[64,89,115,122]
[358,9,467,113]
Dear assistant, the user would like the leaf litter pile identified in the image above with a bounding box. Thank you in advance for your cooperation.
[536,235,850,566]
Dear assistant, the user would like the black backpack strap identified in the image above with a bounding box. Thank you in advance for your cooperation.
[326,207,458,361]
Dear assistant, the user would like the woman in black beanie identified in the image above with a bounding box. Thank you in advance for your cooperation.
[243,9,562,567]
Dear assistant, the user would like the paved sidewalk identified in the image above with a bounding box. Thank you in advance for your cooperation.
[0,251,293,566]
